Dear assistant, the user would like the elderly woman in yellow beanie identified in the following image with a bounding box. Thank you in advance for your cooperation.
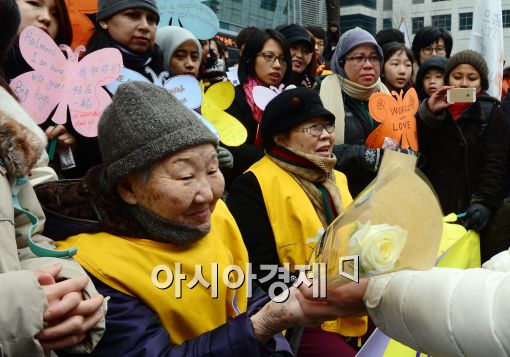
[227,87,367,356]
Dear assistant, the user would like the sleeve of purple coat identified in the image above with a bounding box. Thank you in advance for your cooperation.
[57,276,293,357]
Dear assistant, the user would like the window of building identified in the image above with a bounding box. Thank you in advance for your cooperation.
[412,0,424,3]
[340,14,376,34]
[431,14,451,31]
[412,16,424,34]
[503,10,510,28]
[341,0,377,9]
[383,18,392,28]
[260,0,277,11]
[432,0,448,2]
[459,12,473,30]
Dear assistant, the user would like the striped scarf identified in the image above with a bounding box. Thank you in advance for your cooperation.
[267,146,344,227]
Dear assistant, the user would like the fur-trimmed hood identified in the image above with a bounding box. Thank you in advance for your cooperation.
[0,86,47,177]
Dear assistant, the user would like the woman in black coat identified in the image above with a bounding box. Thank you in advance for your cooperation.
[417,50,509,253]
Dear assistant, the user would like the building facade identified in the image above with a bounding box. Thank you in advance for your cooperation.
[340,0,510,62]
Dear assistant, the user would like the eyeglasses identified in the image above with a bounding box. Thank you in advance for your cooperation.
[344,55,380,65]
[422,46,446,55]
[295,123,335,137]
[257,52,287,67]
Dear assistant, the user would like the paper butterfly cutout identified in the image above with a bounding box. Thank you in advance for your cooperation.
[200,81,247,146]
[158,0,220,40]
[65,0,97,49]
[252,84,297,110]
[366,88,419,152]
[10,26,123,137]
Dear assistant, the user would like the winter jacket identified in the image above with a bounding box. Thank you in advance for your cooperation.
[365,247,510,357]
[223,85,264,189]
[417,95,509,214]
[0,89,105,356]
[332,93,379,196]
[35,167,292,356]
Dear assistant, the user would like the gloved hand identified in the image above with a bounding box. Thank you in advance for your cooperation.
[217,146,234,169]
[360,147,383,172]
[464,203,492,231]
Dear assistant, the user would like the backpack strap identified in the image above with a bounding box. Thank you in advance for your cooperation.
[12,176,77,258]
[477,96,500,135]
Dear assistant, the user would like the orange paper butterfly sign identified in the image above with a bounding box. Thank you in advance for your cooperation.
[366,88,419,152]
[65,0,97,49]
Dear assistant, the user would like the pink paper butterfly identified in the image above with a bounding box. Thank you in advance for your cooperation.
[9,26,123,137]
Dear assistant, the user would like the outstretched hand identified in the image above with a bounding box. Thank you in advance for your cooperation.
[427,86,454,113]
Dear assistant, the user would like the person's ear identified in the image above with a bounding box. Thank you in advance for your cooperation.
[99,20,108,30]
[273,133,286,147]
[116,176,138,205]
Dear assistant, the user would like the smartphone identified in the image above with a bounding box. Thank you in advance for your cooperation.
[447,88,476,103]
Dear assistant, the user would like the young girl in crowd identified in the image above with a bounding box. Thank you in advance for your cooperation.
[414,56,447,101]
[6,0,75,177]
[381,41,414,95]
[278,24,317,88]
[223,28,292,188]
[156,26,202,77]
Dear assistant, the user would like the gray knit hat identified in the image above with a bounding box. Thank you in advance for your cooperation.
[98,81,218,187]
[444,50,489,91]
[331,27,383,77]
[97,0,159,23]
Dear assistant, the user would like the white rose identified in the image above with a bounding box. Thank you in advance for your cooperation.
[348,222,407,274]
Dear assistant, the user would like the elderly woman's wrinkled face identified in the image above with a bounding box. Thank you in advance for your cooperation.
[274,117,335,158]
[119,144,224,231]
[343,44,381,86]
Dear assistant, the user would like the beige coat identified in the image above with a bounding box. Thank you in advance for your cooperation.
[0,87,105,356]
[365,249,510,357]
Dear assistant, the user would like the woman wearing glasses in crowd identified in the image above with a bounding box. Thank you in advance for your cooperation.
[411,26,453,81]
[227,87,366,357]
[319,27,391,196]
[223,29,292,188]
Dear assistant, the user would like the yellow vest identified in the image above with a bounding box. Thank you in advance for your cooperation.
[57,200,248,344]
[249,156,367,337]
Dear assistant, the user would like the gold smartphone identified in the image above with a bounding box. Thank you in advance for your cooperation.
[446,88,476,103]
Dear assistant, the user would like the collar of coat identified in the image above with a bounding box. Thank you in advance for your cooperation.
[0,86,47,177]
[35,165,152,239]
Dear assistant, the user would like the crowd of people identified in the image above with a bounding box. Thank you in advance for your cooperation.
[1,0,510,355]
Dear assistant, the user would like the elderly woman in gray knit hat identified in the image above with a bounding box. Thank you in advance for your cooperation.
[417,49,509,261]
[35,81,348,356]
[319,27,391,197]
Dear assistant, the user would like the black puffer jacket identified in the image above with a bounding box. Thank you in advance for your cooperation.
[417,94,509,214]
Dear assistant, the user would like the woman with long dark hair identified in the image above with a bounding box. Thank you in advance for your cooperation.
[223,28,292,188]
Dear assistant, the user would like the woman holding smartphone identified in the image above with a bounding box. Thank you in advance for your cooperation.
[417,50,509,261]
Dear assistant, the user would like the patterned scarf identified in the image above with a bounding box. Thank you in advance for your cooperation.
[267,146,344,228]
[242,76,264,146]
